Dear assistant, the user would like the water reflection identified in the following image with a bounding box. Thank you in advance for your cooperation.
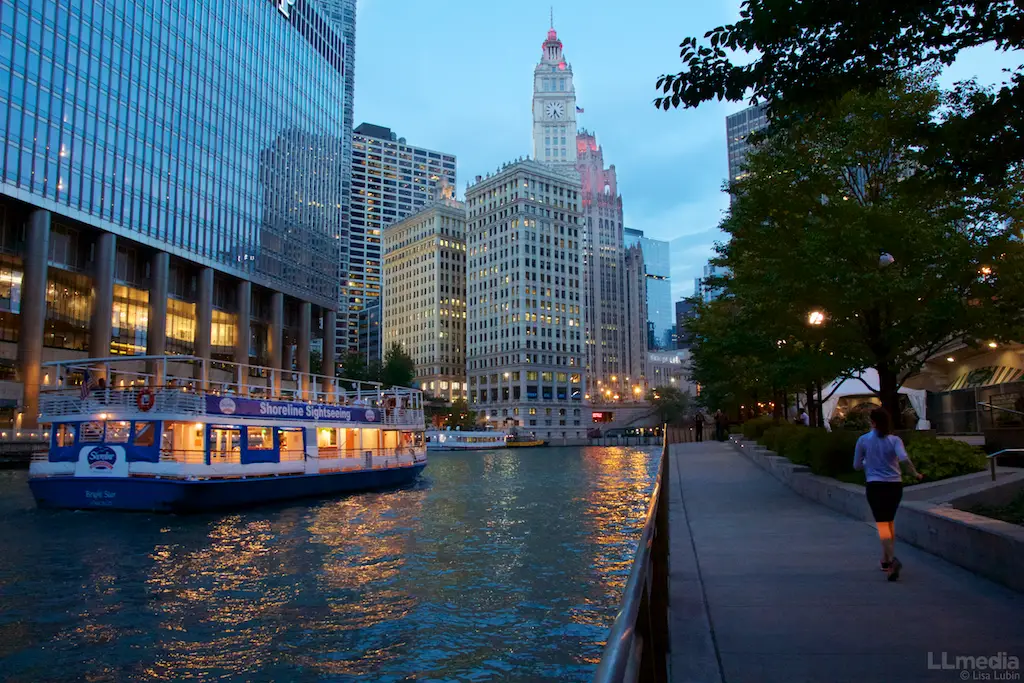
[0,447,657,682]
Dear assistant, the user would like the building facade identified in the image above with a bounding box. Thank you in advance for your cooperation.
[343,123,456,360]
[382,183,467,403]
[576,131,625,392]
[675,299,696,350]
[726,104,768,186]
[625,229,673,350]
[357,299,381,366]
[0,0,352,426]
[532,25,578,170]
[465,160,586,441]
[624,244,648,387]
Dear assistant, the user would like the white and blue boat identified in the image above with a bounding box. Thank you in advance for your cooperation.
[28,356,427,513]
[425,429,508,451]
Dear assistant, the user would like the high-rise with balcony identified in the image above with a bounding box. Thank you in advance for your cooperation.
[343,124,456,361]
[465,160,586,442]
[0,0,351,427]
[382,182,467,403]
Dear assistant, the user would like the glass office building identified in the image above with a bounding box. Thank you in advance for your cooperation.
[0,0,353,426]
[624,228,673,350]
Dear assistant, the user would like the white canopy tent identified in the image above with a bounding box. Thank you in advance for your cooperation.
[821,369,929,431]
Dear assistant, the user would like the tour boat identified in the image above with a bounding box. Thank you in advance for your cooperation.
[425,429,508,451]
[28,356,427,513]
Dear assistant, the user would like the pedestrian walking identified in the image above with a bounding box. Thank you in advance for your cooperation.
[798,408,810,426]
[853,407,924,581]
[694,412,705,442]
[714,410,727,441]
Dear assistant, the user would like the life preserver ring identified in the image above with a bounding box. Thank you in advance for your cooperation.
[137,388,155,412]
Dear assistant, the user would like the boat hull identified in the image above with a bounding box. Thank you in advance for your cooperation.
[29,464,426,513]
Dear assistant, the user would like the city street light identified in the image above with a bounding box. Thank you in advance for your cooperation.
[808,310,826,326]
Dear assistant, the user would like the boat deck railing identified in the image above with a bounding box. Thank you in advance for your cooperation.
[38,355,425,427]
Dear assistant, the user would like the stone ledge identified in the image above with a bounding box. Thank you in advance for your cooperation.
[729,436,1024,593]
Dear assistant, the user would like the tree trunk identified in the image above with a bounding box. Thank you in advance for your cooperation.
[805,382,817,427]
[877,366,903,430]
[816,381,825,429]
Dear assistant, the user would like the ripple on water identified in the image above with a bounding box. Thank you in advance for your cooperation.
[0,446,658,682]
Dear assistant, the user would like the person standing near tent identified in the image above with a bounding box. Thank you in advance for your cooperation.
[694,411,705,442]
[853,407,924,581]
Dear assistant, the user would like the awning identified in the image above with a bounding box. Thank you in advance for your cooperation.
[946,366,1024,391]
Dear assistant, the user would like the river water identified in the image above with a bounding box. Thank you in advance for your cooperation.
[0,446,658,682]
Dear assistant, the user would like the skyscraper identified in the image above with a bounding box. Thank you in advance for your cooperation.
[343,124,456,360]
[726,104,768,185]
[382,183,468,403]
[624,244,648,386]
[465,161,586,441]
[0,0,350,426]
[576,131,626,391]
[624,229,674,350]
[532,24,579,170]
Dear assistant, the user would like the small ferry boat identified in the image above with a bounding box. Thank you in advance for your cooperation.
[425,429,508,451]
[28,356,427,513]
[505,429,547,448]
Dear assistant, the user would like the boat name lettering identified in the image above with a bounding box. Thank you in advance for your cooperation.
[205,396,378,423]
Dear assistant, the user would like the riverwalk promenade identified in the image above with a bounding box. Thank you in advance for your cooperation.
[667,441,1024,683]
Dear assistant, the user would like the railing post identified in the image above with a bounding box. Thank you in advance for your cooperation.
[649,425,670,683]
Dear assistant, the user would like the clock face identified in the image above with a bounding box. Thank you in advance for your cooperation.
[545,101,565,120]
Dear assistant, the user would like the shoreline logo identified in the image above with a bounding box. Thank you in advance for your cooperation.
[277,0,296,18]
[219,397,237,415]
[87,445,117,471]
[929,652,1020,680]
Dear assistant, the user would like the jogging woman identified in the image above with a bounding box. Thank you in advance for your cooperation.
[853,407,923,581]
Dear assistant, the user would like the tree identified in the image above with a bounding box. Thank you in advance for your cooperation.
[648,386,691,426]
[338,352,366,381]
[654,0,1022,187]
[381,343,415,388]
[309,349,323,376]
[695,75,1024,427]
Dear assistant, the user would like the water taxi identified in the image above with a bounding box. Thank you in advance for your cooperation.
[425,429,508,451]
[28,356,427,513]
[505,429,547,448]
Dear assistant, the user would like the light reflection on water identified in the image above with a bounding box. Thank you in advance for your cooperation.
[0,446,657,682]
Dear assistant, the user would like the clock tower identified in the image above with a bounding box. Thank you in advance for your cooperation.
[532,23,577,167]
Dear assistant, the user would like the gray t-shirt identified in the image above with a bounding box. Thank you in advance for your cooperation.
[853,430,908,483]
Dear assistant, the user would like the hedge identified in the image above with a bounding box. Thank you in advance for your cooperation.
[746,420,987,483]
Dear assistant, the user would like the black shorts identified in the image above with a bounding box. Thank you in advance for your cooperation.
[865,481,904,523]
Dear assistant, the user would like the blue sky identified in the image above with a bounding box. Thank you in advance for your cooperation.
[353,0,1021,302]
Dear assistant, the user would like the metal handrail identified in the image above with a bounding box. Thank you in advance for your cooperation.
[593,427,669,683]
[986,448,1024,481]
[978,402,1024,417]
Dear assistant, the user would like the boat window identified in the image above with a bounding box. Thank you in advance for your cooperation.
[317,427,337,447]
[133,422,155,447]
[279,429,304,461]
[55,423,76,447]
[210,427,241,461]
[80,421,104,443]
[247,426,274,450]
[105,421,131,444]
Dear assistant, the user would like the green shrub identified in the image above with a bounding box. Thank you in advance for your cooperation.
[905,436,987,483]
[742,416,776,440]
[809,430,860,477]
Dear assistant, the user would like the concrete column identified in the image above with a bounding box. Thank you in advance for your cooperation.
[298,301,311,399]
[323,309,337,397]
[146,251,169,383]
[235,280,251,391]
[269,291,283,394]
[88,232,116,364]
[18,210,51,429]
[194,267,213,387]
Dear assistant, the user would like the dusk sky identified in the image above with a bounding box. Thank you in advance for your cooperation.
[353,0,1020,302]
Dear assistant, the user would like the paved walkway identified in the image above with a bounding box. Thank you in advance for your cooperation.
[667,441,1024,683]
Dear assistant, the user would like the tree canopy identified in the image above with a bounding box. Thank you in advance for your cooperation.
[686,74,1024,427]
[381,343,416,389]
[648,386,692,426]
[655,0,1022,186]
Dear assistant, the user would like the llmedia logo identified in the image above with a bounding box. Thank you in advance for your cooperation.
[928,652,1020,680]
